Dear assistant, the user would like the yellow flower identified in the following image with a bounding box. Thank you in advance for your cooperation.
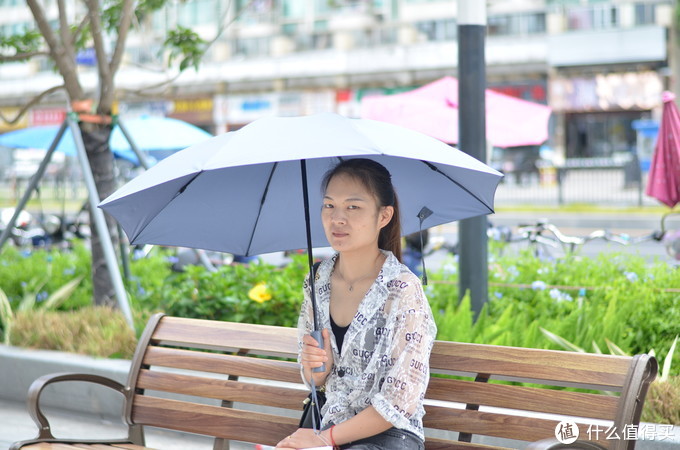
[248,282,272,303]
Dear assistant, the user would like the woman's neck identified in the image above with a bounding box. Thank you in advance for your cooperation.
[336,248,384,282]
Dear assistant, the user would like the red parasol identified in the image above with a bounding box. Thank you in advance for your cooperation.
[646,91,680,208]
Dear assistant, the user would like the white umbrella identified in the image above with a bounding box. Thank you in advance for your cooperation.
[99,113,503,330]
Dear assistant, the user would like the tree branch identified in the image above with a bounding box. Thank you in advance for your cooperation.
[117,72,182,97]
[71,15,90,48]
[109,0,134,76]
[0,51,49,62]
[26,0,83,100]
[84,0,113,111]
[57,0,75,62]
[0,84,65,125]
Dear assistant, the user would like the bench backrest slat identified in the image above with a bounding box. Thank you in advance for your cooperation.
[423,406,608,447]
[136,369,308,409]
[143,346,302,383]
[427,377,619,420]
[131,395,298,446]
[152,317,298,357]
[430,342,631,389]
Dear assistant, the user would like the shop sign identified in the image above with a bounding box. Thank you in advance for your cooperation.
[550,71,663,112]
[116,101,171,119]
[30,108,67,126]
[168,98,214,124]
[0,107,30,132]
[489,82,547,103]
[226,94,277,124]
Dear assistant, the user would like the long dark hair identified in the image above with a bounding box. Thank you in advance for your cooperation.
[321,158,402,261]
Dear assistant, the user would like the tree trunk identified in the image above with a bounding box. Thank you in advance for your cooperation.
[80,121,119,308]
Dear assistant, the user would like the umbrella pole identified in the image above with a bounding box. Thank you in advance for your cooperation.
[0,121,69,252]
[300,160,326,374]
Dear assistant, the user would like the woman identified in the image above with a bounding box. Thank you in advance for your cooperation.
[277,158,437,450]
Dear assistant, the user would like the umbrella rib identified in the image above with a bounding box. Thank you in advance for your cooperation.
[420,160,495,214]
[244,162,278,256]
[126,171,202,243]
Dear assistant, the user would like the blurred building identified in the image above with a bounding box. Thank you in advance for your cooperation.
[0,0,675,168]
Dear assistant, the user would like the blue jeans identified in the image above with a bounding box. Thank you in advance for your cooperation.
[339,427,424,450]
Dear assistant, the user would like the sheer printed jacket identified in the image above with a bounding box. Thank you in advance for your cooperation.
[297,250,437,440]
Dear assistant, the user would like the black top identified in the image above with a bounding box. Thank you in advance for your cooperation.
[330,314,350,354]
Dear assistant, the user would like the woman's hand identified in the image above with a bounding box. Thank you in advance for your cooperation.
[301,328,333,384]
[275,427,332,449]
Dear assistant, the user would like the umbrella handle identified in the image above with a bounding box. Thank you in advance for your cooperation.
[311,329,326,373]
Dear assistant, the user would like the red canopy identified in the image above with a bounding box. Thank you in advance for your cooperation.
[360,76,552,148]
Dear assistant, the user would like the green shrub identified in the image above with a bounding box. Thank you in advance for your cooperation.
[428,250,680,375]
[155,255,309,327]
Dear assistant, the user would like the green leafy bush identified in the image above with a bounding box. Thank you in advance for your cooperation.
[428,250,680,376]
[154,255,309,327]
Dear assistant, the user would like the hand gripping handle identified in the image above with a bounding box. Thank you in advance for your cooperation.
[311,329,326,373]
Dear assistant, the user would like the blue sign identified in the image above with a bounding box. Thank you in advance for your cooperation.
[76,48,97,66]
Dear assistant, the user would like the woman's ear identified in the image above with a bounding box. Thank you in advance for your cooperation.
[379,206,394,229]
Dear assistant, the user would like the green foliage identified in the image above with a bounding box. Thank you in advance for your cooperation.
[101,0,169,33]
[0,30,42,58]
[429,250,680,376]
[164,26,207,71]
[0,242,92,309]
[156,254,309,327]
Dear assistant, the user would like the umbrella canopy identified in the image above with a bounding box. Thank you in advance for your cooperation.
[646,91,680,209]
[0,116,212,164]
[99,113,502,257]
[360,76,552,148]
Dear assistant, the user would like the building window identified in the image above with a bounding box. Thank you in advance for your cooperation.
[415,19,457,42]
[233,36,271,57]
[488,12,546,37]
[566,5,618,31]
[634,3,656,26]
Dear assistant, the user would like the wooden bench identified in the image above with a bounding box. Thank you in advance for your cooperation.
[12,313,657,450]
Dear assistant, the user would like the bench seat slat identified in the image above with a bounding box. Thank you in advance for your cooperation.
[136,369,308,409]
[151,317,298,357]
[427,377,619,420]
[423,405,608,446]
[71,445,146,450]
[430,342,630,389]
[131,394,298,446]
[143,346,302,383]
[22,444,150,450]
[424,438,512,449]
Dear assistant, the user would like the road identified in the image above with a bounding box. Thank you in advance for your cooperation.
[425,211,680,268]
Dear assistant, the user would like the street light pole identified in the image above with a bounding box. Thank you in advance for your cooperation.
[457,0,488,316]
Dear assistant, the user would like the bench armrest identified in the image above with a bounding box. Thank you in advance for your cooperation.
[526,438,608,449]
[25,371,130,440]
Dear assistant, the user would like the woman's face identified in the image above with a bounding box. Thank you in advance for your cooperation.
[321,173,393,254]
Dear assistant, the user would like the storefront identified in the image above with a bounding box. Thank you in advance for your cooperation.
[168,97,214,133]
[549,70,664,161]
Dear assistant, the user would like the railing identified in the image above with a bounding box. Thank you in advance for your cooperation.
[495,158,651,207]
